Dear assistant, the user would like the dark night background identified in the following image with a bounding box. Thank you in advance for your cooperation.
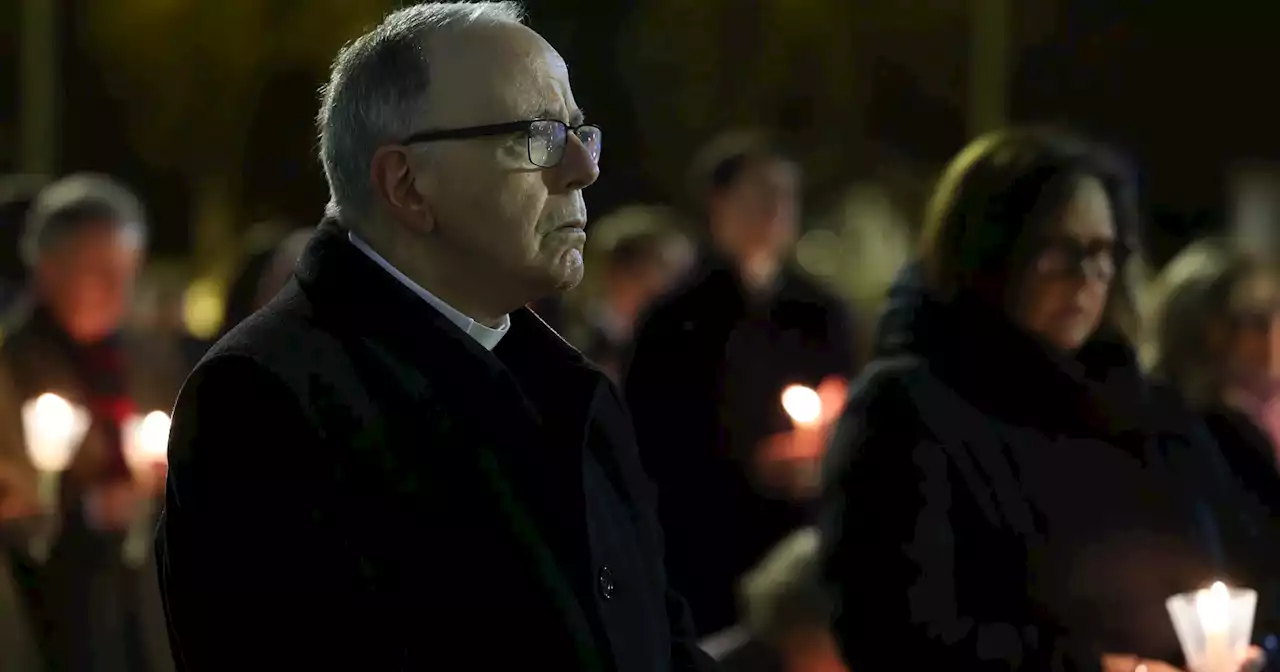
[3,0,1279,277]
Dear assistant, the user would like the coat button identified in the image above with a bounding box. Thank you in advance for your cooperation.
[597,565,615,600]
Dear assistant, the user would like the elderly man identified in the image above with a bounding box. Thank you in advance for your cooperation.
[156,4,712,671]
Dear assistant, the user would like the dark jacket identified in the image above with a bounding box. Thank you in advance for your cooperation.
[156,219,713,672]
[624,252,859,636]
[821,267,1267,671]
[1201,406,1280,518]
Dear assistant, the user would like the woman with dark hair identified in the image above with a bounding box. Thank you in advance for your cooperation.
[821,128,1268,671]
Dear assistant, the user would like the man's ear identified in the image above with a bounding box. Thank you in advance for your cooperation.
[370,145,435,234]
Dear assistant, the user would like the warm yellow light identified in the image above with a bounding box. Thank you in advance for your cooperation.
[183,278,224,340]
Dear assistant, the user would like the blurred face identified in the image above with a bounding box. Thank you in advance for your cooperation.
[36,222,143,342]
[1223,272,1278,385]
[709,158,801,266]
[1012,176,1117,351]
[372,23,600,305]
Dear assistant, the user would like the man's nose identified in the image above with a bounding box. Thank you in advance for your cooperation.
[545,135,599,193]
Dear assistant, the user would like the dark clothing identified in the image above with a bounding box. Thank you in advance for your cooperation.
[624,253,859,636]
[821,269,1264,671]
[1199,405,1280,661]
[1202,406,1280,517]
[713,635,782,672]
[0,307,178,672]
[156,219,712,672]
[0,550,42,672]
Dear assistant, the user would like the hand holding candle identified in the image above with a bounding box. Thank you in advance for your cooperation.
[121,410,170,566]
[19,393,90,561]
[757,377,849,499]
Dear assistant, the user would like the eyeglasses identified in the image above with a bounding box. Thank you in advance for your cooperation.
[1032,239,1118,281]
[400,119,602,169]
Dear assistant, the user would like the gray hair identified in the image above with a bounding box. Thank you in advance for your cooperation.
[317,2,526,222]
[739,527,832,647]
[22,173,147,266]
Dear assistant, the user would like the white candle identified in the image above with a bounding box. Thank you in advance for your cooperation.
[1196,581,1234,672]
[19,393,90,562]
[121,411,170,567]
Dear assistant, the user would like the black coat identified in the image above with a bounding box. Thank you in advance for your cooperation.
[624,253,859,636]
[821,269,1271,671]
[156,220,713,672]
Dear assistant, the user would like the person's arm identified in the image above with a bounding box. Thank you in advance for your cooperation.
[819,375,1101,671]
[158,355,381,671]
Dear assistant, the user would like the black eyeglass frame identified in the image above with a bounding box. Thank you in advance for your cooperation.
[399,119,601,169]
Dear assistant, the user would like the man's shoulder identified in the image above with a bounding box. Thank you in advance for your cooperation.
[184,293,346,405]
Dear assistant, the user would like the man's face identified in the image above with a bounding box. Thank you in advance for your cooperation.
[405,23,599,299]
[37,222,143,342]
[710,158,801,265]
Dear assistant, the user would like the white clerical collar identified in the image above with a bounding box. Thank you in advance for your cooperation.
[347,231,510,350]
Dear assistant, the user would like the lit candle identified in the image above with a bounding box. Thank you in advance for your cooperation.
[21,393,90,474]
[19,393,90,561]
[1168,581,1257,672]
[781,385,822,429]
[775,385,825,495]
[122,411,170,567]
[1197,581,1233,672]
[123,410,171,475]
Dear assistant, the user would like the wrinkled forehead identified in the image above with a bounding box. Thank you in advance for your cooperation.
[423,23,577,128]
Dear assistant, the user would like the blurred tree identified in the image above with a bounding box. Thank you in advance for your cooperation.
[81,0,392,276]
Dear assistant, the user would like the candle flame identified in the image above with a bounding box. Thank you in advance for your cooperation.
[137,411,171,460]
[124,411,172,472]
[21,393,89,472]
[1195,580,1232,634]
[782,385,822,427]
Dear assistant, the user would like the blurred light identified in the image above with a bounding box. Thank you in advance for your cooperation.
[795,229,843,278]
[781,384,822,427]
[184,278,224,340]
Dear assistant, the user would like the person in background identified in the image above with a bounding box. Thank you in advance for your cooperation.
[1145,239,1280,659]
[0,174,176,672]
[822,127,1268,672]
[1147,239,1280,512]
[625,131,859,637]
[257,228,313,306]
[218,246,281,338]
[565,208,693,380]
[702,527,846,672]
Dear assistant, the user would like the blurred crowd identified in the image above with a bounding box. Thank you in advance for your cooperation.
[0,85,1279,672]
